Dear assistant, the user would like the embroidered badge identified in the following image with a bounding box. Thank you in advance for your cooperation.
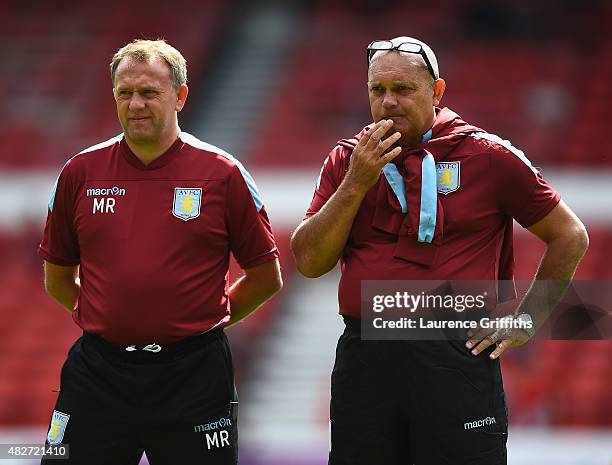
[47,410,70,445]
[173,188,202,221]
[436,161,460,195]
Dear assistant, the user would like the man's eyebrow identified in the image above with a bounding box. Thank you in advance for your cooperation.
[115,85,161,92]
[368,80,415,86]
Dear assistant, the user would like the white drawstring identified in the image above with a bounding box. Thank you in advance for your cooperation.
[124,343,162,352]
[142,344,162,353]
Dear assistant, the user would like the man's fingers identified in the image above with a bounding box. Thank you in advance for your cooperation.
[358,121,381,146]
[379,146,402,165]
[359,120,390,146]
[469,335,497,356]
[467,325,528,358]
[379,131,402,152]
[490,339,513,359]
[465,327,496,349]
[365,120,393,148]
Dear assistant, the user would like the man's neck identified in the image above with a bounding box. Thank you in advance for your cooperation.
[125,128,179,166]
[400,130,432,149]
[400,114,436,149]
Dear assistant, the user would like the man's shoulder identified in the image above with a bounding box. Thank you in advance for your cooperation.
[324,138,355,165]
[61,133,124,174]
[464,131,537,172]
[317,128,371,180]
[461,131,525,158]
[316,143,352,183]
[326,124,371,162]
[178,132,247,175]
[76,133,124,156]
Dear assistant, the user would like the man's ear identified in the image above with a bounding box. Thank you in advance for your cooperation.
[432,78,446,106]
[176,84,189,112]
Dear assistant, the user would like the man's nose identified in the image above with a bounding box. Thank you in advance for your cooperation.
[382,90,397,108]
[129,93,146,110]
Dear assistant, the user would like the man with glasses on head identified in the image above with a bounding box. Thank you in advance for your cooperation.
[291,36,587,464]
[38,39,282,464]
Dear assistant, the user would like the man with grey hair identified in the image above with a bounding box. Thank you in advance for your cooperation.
[291,36,587,464]
[39,39,282,464]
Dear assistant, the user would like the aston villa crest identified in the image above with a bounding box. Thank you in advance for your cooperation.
[47,410,70,445]
[436,161,460,195]
[173,187,202,221]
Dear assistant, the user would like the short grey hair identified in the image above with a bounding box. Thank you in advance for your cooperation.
[110,39,187,89]
[371,36,439,80]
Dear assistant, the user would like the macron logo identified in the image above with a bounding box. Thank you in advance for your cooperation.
[86,187,126,196]
[87,186,126,214]
[464,416,496,430]
[193,417,232,433]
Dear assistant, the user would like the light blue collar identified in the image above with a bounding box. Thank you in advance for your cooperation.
[381,127,437,243]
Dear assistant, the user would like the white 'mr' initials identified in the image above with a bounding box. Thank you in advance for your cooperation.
[93,197,115,214]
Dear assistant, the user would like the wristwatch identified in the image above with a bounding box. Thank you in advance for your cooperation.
[514,313,536,338]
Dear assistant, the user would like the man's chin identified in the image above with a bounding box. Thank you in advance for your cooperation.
[125,129,156,145]
[388,124,423,147]
[385,120,408,135]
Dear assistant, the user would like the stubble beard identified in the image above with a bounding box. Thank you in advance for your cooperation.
[124,119,161,147]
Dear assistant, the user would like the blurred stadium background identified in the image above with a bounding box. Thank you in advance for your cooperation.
[0,0,610,463]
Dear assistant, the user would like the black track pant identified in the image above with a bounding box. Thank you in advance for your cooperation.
[329,317,508,465]
[42,328,238,464]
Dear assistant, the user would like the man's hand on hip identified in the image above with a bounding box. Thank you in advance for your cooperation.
[465,320,530,360]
